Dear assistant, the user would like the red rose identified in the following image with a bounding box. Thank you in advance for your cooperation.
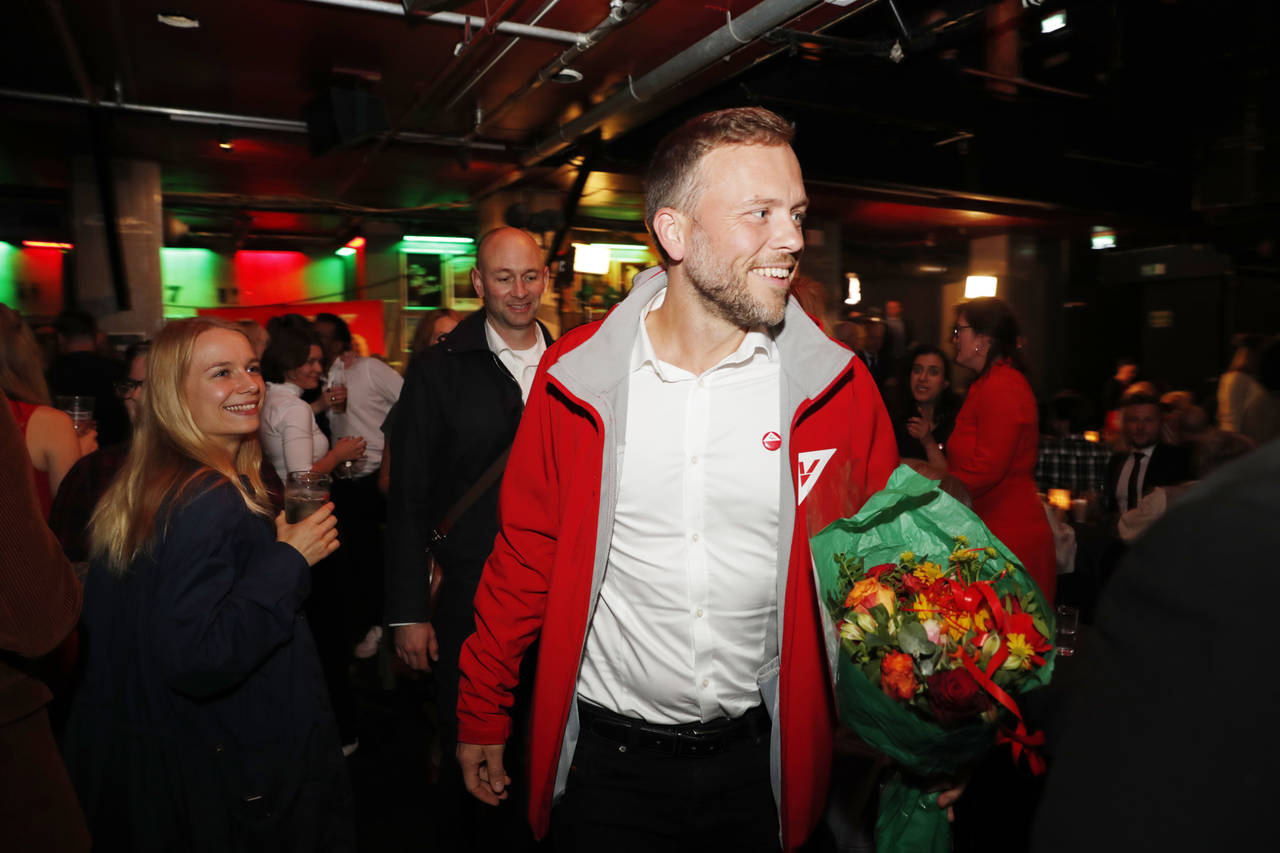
[926,668,992,726]
[880,651,918,701]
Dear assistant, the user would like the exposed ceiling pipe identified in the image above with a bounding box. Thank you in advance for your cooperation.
[298,0,585,45]
[516,0,869,170]
[0,87,510,151]
[442,0,565,113]
[333,0,526,199]
[461,0,656,137]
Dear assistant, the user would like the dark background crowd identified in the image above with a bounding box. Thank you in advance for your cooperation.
[4,288,1277,851]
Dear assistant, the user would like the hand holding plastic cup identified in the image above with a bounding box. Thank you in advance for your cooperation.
[285,472,331,523]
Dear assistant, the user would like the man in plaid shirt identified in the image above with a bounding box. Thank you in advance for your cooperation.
[1036,391,1111,495]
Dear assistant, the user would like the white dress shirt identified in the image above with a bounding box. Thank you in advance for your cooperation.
[1115,444,1156,513]
[327,356,403,473]
[259,381,328,481]
[484,319,546,403]
[576,289,782,724]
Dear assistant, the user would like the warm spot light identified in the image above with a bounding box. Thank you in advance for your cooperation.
[23,240,73,250]
[964,275,998,298]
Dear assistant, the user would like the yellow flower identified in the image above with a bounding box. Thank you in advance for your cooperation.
[910,593,936,621]
[945,607,993,642]
[1002,633,1036,670]
[900,551,916,563]
[912,562,944,584]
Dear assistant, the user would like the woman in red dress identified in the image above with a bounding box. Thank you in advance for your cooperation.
[945,298,1056,601]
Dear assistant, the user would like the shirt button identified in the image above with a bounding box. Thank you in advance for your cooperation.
[701,678,709,688]
[691,455,698,465]
[691,533,700,543]
[695,608,704,618]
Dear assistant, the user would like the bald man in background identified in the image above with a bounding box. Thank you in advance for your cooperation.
[385,227,553,851]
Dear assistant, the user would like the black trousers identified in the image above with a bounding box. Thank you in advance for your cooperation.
[306,474,385,746]
[551,708,781,853]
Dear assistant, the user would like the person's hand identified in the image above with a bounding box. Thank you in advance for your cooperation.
[394,622,439,671]
[333,435,366,463]
[906,416,933,443]
[458,742,510,805]
[936,779,967,823]
[327,384,349,409]
[275,502,339,566]
[77,425,98,456]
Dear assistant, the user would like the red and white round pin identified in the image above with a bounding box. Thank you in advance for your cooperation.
[761,431,782,451]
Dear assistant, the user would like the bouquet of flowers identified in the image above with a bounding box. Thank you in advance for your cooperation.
[811,465,1056,853]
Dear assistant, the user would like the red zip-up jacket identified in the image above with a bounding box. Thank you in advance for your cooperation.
[458,269,898,850]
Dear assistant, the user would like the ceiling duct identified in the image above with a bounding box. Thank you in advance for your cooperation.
[400,0,470,12]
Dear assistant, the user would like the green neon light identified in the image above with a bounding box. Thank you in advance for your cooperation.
[160,248,223,308]
[336,246,356,257]
[0,241,17,307]
[403,235,474,244]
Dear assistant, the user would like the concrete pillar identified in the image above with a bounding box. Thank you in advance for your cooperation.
[71,158,164,335]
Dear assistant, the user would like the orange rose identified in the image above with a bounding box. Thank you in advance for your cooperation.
[880,651,918,701]
[844,578,897,616]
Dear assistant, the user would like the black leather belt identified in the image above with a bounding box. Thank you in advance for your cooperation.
[578,701,770,758]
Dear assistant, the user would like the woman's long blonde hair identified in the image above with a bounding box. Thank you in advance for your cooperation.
[90,317,273,574]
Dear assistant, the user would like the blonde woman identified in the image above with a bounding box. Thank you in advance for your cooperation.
[61,318,355,851]
[0,305,87,513]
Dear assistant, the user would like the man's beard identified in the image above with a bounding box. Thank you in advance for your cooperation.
[685,225,790,329]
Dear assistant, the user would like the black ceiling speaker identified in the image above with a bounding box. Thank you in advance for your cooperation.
[401,0,472,13]
[304,87,390,156]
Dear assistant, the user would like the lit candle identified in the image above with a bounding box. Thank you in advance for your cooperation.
[1083,430,1100,443]
[1048,489,1072,512]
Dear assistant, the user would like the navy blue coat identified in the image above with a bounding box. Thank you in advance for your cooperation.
[62,478,354,851]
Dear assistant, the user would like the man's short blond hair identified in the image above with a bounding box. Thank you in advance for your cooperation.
[644,107,795,260]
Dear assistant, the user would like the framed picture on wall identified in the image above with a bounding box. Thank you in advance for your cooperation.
[401,251,480,310]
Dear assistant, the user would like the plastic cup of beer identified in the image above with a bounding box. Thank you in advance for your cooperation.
[285,472,331,523]
[55,395,94,435]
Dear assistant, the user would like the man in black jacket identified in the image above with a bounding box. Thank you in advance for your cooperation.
[1104,393,1192,513]
[385,226,552,849]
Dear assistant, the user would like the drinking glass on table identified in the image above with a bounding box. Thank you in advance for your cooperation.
[285,472,331,523]
[55,394,94,435]
[1055,604,1080,657]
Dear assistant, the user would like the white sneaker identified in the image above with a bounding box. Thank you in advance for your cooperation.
[354,625,383,659]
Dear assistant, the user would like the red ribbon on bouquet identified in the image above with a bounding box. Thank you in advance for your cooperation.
[955,580,1048,775]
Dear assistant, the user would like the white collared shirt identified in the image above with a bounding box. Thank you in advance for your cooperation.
[1115,444,1156,513]
[327,356,403,473]
[576,289,782,724]
[260,381,329,481]
[484,319,546,403]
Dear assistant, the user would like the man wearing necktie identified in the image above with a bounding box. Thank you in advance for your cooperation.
[1106,393,1192,513]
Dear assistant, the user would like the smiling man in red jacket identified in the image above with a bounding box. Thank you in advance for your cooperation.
[456,107,901,852]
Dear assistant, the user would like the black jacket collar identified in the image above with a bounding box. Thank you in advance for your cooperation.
[440,309,553,355]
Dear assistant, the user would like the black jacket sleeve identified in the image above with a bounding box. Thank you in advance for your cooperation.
[384,349,445,624]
